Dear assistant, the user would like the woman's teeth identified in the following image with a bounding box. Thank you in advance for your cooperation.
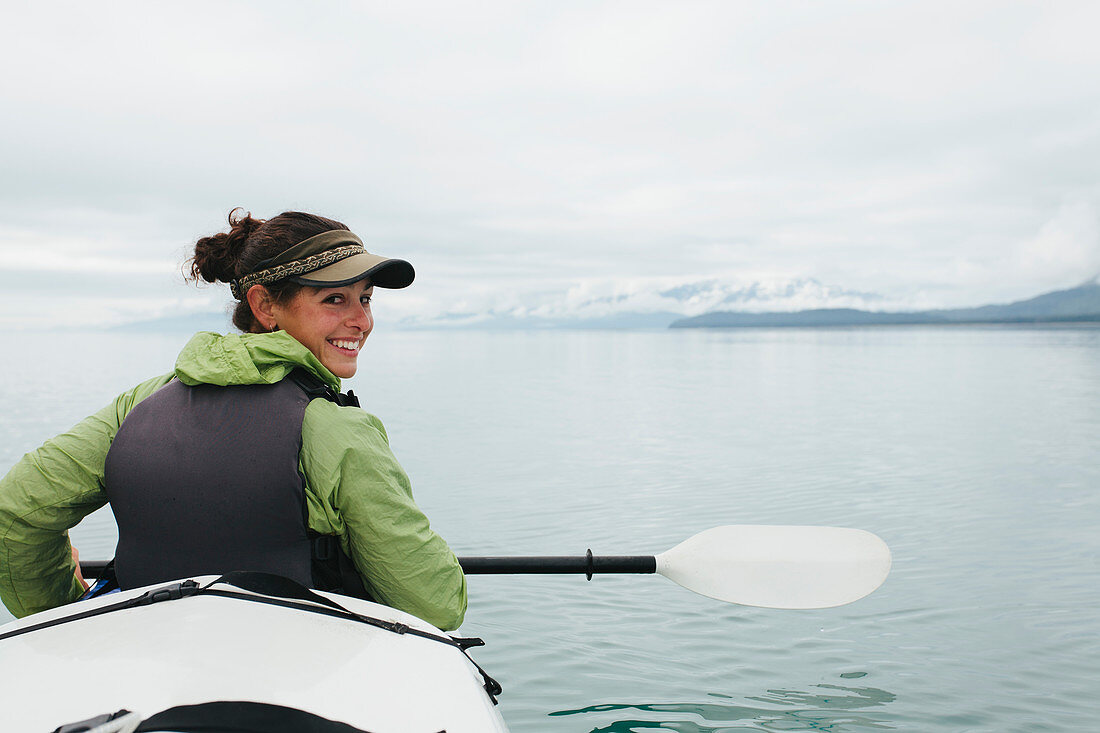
[329,339,360,352]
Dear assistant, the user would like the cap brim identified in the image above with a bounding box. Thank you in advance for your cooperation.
[289,252,415,290]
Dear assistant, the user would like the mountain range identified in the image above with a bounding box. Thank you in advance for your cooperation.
[106,277,1100,332]
[669,279,1100,328]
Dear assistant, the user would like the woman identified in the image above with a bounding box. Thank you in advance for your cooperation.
[0,210,466,630]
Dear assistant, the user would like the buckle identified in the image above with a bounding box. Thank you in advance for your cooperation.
[133,580,200,606]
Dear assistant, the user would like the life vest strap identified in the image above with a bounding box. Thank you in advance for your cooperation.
[287,368,360,408]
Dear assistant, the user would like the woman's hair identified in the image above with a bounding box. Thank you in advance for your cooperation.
[189,208,350,332]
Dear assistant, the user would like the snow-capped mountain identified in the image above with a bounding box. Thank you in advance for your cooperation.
[405,277,899,329]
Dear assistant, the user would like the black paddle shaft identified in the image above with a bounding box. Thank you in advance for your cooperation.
[80,560,109,579]
[461,553,657,579]
[80,554,658,581]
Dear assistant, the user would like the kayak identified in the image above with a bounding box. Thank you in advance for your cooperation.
[0,525,892,731]
[0,572,508,732]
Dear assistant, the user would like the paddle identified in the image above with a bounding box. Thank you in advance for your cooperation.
[79,525,891,609]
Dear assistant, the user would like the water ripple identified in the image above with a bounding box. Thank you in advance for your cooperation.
[552,682,898,732]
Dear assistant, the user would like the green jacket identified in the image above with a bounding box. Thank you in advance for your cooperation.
[0,331,467,630]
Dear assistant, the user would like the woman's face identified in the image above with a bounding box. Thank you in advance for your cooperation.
[271,281,375,378]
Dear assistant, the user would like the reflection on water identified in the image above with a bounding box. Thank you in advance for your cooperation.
[552,683,897,732]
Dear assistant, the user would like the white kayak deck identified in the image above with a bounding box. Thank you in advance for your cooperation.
[0,576,508,732]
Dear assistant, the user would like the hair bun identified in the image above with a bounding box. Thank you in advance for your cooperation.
[188,208,266,284]
[185,208,351,333]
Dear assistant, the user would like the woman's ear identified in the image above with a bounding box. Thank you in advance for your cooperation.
[246,285,278,331]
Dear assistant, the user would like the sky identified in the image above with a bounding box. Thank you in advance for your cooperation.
[2,1,1099,328]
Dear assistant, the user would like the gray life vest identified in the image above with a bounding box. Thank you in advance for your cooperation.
[104,376,316,590]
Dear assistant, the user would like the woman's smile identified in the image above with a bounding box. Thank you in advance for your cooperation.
[327,337,364,354]
[270,281,375,378]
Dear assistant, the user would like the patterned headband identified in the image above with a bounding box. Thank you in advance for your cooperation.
[229,230,364,299]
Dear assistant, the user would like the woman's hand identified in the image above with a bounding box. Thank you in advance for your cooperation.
[72,546,89,591]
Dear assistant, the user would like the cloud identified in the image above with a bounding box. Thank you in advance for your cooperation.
[1016,202,1100,288]
[399,272,913,328]
[1,1,1099,327]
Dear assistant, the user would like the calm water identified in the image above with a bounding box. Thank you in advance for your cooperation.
[2,326,1098,732]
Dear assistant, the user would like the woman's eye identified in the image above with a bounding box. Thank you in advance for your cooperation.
[324,295,344,304]
[361,295,372,305]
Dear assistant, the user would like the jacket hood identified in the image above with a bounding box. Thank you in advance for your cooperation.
[174,331,341,391]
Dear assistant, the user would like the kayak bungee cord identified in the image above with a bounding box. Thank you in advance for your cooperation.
[0,578,202,643]
[197,572,502,703]
[0,571,502,704]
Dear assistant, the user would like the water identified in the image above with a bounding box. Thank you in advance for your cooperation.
[2,326,1098,731]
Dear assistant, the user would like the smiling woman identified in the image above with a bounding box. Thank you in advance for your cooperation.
[189,210,412,378]
[0,209,468,632]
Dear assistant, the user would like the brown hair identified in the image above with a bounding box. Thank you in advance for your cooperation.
[189,208,351,332]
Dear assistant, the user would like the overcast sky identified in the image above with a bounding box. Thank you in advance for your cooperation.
[2,1,1099,328]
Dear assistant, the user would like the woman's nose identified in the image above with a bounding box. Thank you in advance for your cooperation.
[345,303,372,330]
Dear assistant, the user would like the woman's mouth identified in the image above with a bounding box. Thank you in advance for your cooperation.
[327,338,362,354]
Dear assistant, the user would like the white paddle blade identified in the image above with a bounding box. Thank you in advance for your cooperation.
[654,525,891,609]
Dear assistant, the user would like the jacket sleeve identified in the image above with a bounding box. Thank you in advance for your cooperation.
[0,374,173,618]
[299,401,468,631]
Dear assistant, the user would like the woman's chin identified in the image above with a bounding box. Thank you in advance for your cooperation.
[320,343,361,379]
[329,361,357,379]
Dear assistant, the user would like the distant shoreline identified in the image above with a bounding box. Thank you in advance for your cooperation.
[669,281,1100,329]
[670,316,1100,329]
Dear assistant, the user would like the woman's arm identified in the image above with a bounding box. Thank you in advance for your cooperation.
[0,373,172,617]
[300,401,468,630]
